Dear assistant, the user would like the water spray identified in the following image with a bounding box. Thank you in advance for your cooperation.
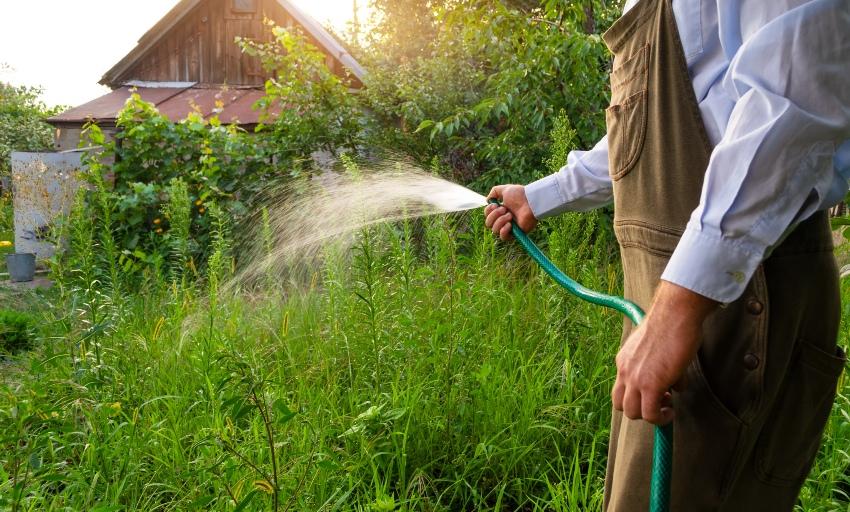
[241,169,672,510]
[487,199,672,512]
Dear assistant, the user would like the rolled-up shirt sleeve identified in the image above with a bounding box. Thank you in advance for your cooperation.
[663,0,850,303]
[525,135,613,219]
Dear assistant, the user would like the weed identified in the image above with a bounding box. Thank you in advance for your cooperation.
[0,310,37,353]
[0,210,846,510]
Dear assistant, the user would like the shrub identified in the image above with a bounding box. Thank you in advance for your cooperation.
[239,23,363,162]
[0,80,63,178]
[0,309,37,353]
[362,1,620,189]
[74,97,278,283]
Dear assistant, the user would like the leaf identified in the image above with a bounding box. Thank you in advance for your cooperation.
[414,119,434,133]
[273,399,296,423]
[232,490,259,512]
[189,495,216,509]
[317,459,340,471]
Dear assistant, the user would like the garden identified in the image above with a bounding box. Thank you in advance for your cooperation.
[1,1,849,511]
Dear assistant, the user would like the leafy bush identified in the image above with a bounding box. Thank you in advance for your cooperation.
[69,24,364,284]
[362,1,619,189]
[0,81,62,178]
[0,187,12,239]
[239,24,363,163]
[74,96,278,280]
[0,309,36,353]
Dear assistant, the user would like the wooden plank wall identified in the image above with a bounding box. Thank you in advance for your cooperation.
[119,0,338,86]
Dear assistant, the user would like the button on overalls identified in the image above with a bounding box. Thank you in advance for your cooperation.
[601,1,846,510]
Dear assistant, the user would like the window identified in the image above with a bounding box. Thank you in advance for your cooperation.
[232,0,256,13]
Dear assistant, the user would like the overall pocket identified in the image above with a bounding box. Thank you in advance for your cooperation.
[606,44,649,181]
[754,341,846,486]
[606,91,648,180]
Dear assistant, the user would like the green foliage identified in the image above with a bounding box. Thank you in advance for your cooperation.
[0,309,36,353]
[0,188,12,234]
[206,201,231,300]
[67,22,366,282]
[363,0,618,188]
[365,0,446,62]
[74,95,278,282]
[546,110,578,174]
[162,177,193,284]
[0,81,62,177]
[0,189,12,273]
[239,24,362,163]
[1,213,846,510]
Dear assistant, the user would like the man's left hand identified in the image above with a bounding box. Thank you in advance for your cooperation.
[611,281,718,425]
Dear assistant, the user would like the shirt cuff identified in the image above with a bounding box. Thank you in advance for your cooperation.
[525,175,568,220]
[661,227,765,303]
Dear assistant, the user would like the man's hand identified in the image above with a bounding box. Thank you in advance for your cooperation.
[485,185,538,240]
[612,281,718,425]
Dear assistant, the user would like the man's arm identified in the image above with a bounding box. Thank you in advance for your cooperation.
[612,282,718,425]
[485,135,613,239]
[616,0,850,425]
[662,0,850,303]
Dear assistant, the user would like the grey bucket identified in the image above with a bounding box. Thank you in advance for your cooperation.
[6,253,36,282]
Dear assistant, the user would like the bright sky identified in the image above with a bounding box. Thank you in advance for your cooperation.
[0,1,367,109]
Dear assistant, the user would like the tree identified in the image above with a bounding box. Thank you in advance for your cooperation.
[361,0,621,188]
[0,75,62,178]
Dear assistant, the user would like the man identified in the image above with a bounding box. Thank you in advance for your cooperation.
[485,0,849,510]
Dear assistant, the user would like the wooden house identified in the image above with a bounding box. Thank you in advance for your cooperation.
[48,0,365,150]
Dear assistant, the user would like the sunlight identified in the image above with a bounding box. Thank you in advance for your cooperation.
[289,0,373,34]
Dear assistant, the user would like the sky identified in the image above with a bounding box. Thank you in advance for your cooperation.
[0,0,367,109]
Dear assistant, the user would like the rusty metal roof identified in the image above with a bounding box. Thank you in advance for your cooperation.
[47,85,274,127]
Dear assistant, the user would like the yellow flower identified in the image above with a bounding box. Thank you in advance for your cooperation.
[195,199,203,206]
[153,218,161,225]
[156,228,164,234]
[199,207,206,214]
[0,241,12,248]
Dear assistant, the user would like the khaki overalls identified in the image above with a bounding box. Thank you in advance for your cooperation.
[601,1,846,510]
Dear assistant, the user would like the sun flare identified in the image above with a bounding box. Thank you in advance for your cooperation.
[289,0,373,34]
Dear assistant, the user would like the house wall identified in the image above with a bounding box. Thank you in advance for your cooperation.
[53,126,117,152]
[117,0,346,86]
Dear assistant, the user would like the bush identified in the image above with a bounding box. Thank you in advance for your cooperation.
[361,1,620,189]
[74,97,278,283]
[69,24,364,285]
[0,80,62,178]
[239,23,363,162]
[0,309,36,353]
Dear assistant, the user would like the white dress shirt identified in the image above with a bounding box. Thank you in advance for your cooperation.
[525,0,850,303]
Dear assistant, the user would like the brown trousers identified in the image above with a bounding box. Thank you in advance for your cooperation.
[601,1,846,510]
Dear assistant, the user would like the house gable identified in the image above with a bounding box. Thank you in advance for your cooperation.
[100,0,364,88]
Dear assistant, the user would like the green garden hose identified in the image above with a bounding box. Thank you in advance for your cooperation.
[489,200,673,512]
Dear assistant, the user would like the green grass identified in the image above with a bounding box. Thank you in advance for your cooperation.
[0,211,847,511]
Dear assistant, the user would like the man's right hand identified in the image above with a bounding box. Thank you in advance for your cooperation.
[485,185,538,240]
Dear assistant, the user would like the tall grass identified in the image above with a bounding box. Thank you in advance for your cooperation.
[0,209,847,511]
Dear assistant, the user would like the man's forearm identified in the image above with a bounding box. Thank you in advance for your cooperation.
[612,280,719,424]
